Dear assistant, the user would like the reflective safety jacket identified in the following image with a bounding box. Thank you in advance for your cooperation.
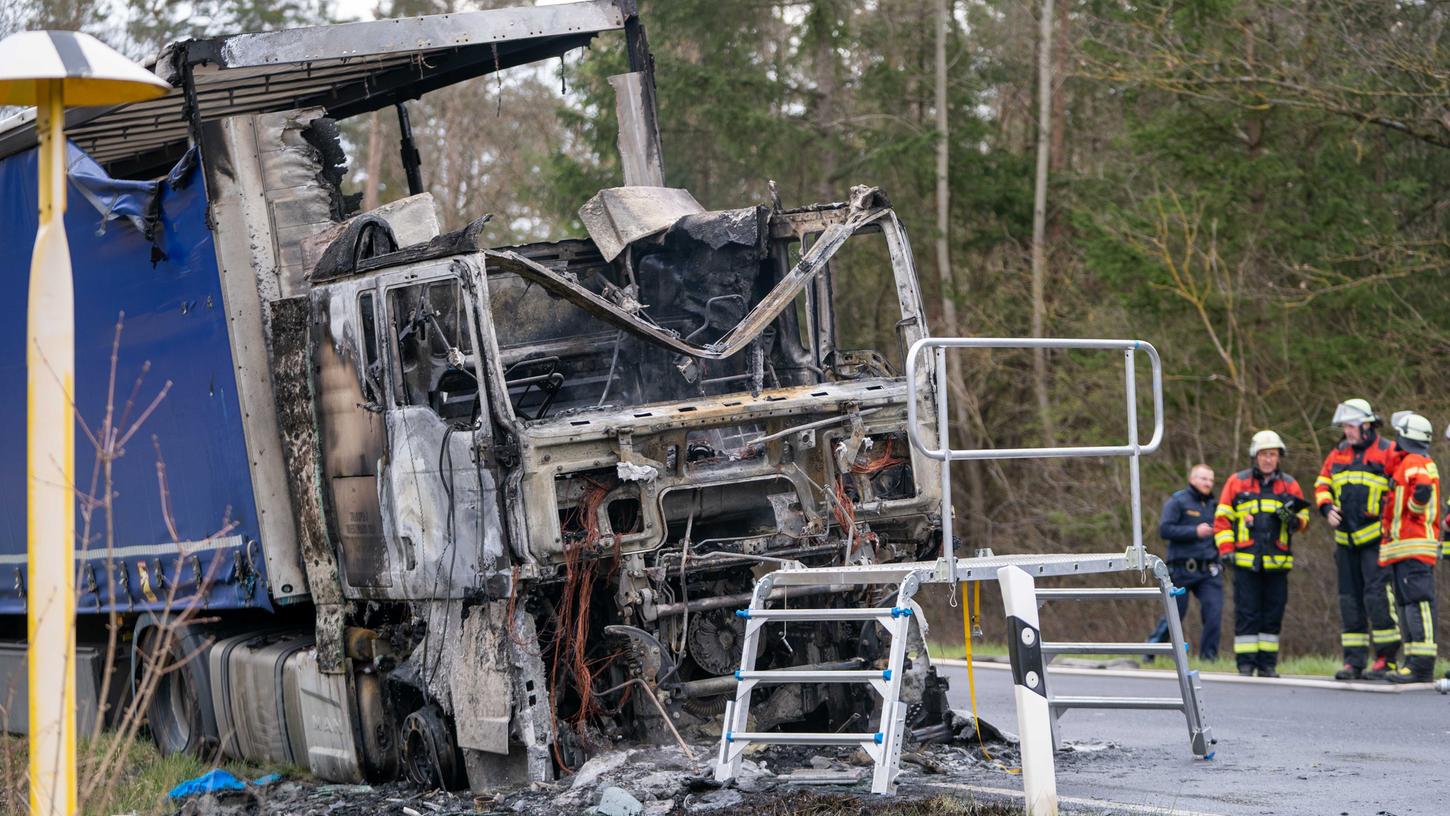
[1215,469,1310,571]
[1380,452,1440,566]
[1316,436,1400,547]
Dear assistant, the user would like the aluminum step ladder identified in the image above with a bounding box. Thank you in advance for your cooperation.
[1035,578,1214,757]
[713,568,927,795]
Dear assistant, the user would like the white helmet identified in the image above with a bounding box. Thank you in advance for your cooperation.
[1331,398,1379,426]
[1391,411,1432,445]
[1249,430,1287,456]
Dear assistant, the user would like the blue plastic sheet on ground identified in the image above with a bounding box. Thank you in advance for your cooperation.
[167,769,247,799]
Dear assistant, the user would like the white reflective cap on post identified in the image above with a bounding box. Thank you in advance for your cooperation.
[0,30,170,106]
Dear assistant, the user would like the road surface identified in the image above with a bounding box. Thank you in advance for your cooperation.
[933,661,1449,815]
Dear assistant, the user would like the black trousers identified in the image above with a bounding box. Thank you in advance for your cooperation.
[1336,544,1400,668]
[1387,559,1437,672]
[1145,564,1224,660]
[1233,569,1288,672]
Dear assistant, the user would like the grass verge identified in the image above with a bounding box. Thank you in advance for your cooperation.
[1,732,297,816]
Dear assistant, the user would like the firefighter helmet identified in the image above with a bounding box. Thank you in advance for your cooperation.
[1392,412,1432,444]
[1331,398,1379,426]
[1249,430,1287,456]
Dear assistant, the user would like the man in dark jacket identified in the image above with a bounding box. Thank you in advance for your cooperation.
[1145,464,1223,660]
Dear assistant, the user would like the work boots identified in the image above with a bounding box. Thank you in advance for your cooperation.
[1387,658,1434,684]
[1333,663,1363,681]
[1363,657,1396,681]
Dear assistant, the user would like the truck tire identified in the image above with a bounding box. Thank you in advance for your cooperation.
[139,624,216,757]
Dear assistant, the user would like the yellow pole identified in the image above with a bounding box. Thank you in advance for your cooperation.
[28,76,77,816]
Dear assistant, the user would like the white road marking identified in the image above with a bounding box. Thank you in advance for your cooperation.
[925,780,1231,816]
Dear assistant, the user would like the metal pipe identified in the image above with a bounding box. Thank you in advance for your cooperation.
[748,408,882,445]
[653,582,845,617]
[674,658,865,698]
[594,678,694,759]
[1125,348,1144,571]
[936,345,955,582]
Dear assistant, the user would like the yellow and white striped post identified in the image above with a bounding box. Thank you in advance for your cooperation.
[0,31,168,816]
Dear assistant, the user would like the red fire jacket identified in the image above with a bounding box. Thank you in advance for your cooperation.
[1380,452,1440,566]
[1315,435,1401,547]
[1215,469,1309,571]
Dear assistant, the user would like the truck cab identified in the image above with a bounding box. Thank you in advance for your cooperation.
[0,0,949,792]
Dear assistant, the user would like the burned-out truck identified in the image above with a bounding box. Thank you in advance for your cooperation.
[0,1,949,791]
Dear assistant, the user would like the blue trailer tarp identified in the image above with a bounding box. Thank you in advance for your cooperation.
[0,143,269,616]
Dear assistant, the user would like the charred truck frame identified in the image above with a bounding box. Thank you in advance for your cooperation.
[0,0,951,791]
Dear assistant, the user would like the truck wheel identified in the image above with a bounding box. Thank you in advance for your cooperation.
[401,706,462,789]
[141,627,209,756]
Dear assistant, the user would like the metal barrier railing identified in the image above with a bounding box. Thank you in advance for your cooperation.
[904,337,1164,583]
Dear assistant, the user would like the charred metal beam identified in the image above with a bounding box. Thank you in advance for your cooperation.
[395,102,424,196]
[653,583,846,618]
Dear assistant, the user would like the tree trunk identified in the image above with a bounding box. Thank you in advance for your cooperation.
[812,0,840,202]
[1030,0,1056,444]
[362,110,383,212]
[933,0,988,553]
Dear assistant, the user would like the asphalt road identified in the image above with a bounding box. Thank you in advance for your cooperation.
[934,662,1450,816]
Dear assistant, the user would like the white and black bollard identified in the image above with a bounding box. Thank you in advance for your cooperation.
[997,565,1059,816]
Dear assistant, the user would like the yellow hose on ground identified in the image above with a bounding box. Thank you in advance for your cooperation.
[962,581,1021,773]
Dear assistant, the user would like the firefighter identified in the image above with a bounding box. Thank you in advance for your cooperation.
[1215,430,1310,677]
[1381,412,1439,683]
[1316,399,1403,681]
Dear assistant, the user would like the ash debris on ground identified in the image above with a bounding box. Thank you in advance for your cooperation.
[168,711,1120,815]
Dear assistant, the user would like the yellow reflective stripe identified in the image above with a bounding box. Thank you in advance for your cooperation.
[1233,637,1259,654]
[1262,554,1293,570]
[1258,634,1280,652]
[1404,643,1438,657]
[1216,503,1235,516]
[1341,633,1370,647]
[1348,523,1382,545]
[1421,602,1434,645]
[1214,530,1236,548]
[1442,542,1450,557]
[1233,553,1256,568]
[1330,471,1391,489]
[1367,484,1388,513]
[1380,539,1440,561]
[1371,628,1401,643]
